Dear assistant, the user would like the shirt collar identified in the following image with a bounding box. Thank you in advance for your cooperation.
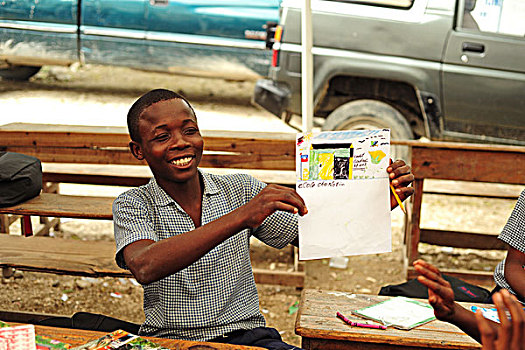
[148,169,220,207]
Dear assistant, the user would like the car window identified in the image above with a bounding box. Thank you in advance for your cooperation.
[462,0,525,38]
[326,0,413,9]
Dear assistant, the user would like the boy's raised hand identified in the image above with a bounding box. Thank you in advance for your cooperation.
[476,290,524,350]
[413,259,457,322]
[387,159,414,210]
[240,184,308,229]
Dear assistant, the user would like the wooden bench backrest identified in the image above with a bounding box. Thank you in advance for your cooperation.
[405,140,525,184]
[401,141,525,285]
[0,123,297,171]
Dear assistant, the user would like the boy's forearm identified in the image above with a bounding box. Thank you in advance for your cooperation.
[505,263,525,299]
[448,303,484,343]
[129,210,249,283]
[505,248,525,299]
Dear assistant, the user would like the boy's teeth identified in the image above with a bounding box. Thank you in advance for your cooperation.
[172,157,192,166]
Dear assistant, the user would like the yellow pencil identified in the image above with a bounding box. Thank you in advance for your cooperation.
[390,183,406,215]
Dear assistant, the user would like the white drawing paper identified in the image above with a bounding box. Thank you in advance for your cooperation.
[296,129,392,260]
[353,297,436,330]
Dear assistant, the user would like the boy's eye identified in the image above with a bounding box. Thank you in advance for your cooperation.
[184,127,199,135]
[153,133,169,142]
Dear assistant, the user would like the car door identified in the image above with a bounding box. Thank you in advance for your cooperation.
[80,0,149,67]
[441,0,525,144]
[144,0,280,80]
[0,0,78,64]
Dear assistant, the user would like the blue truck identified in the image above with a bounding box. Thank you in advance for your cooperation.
[0,0,280,81]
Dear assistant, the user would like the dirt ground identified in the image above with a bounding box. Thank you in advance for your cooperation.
[0,65,521,347]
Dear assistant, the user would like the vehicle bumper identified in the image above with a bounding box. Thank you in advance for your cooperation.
[253,79,290,117]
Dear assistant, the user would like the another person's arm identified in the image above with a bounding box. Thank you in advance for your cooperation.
[504,247,525,300]
[475,289,524,350]
[413,259,498,342]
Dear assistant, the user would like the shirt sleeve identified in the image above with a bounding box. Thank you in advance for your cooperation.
[245,175,299,249]
[498,189,525,253]
[112,190,158,269]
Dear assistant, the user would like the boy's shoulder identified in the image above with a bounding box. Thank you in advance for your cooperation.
[201,170,264,189]
[114,179,159,205]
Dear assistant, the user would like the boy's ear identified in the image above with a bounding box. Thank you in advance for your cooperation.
[129,141,144,160]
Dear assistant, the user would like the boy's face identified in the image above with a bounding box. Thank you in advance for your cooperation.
[130,98,203,186]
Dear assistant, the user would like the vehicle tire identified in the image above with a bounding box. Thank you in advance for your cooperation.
[0,66,41,81]
[322,99,414,162]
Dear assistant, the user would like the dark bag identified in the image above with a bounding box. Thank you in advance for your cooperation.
[0,152,42,207]
[36,312,140,334]
[379,274,492,303]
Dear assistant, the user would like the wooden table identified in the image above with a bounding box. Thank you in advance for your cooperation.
[22,323,265,349]
[295,289,481,350]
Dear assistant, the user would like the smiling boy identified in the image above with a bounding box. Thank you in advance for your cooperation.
[112,89,414,349]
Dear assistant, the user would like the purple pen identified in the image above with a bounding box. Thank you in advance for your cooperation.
[336,312,387,330]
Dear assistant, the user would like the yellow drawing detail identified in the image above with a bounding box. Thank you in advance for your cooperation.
[368,150,386,164]
[318,153,334,180]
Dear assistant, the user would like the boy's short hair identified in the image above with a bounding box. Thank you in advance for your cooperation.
[127,88,196,142]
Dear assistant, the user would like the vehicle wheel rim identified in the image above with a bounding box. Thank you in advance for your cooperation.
[335,117,394,135]
[335,116,410,162]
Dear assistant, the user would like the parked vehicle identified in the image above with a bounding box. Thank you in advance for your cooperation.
[0,0,281,81]
[253,0,525,147]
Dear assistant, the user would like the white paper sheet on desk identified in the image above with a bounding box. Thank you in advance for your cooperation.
[296,129,391,260]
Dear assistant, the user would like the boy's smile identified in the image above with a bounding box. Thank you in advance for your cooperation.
[131,98,204,190]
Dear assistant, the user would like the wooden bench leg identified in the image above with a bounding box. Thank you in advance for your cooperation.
[41,182,61,233]
[0,214,9,234]
[35,218,61,236]
[1,215,21,234]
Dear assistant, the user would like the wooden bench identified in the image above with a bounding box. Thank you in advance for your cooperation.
[0,122,303,287]
[403,140,525,286]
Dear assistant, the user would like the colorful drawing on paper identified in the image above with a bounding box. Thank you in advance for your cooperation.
[296,129,390,182]
[296,129,392,260]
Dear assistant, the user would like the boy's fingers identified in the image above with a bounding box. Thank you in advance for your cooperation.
[493,291,513,348]
[416,275,451,299]
[389,165,411,179]
[393,186,415,201]
[476,310,496,350]
[414,259,442,275]
[283,191,308,214]
[503,292,524,349]
[387,159,407,173]
[413,260,444,279]
[413,263,454,301]
[391,173,415,187]
[274,202,304,215]
[263,185,308,214]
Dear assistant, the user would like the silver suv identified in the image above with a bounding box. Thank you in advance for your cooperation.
[253,0,525,146]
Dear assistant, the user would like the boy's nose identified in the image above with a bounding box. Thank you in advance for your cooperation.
[170,134,191,149]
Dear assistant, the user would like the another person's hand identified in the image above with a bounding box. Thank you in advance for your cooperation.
[387,159,414,210]
[240,184,308,229]
[413,259,457,322]
[475,289,524,350]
